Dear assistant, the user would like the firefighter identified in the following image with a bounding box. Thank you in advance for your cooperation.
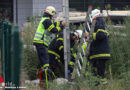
[33,6,66,88]
[88,9,111,85]
[48,30,82,79]
[33,6,66,71]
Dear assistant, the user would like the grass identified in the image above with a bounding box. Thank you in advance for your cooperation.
[22,78,128,90]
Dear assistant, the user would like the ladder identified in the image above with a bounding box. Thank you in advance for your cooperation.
[72,5,96,79]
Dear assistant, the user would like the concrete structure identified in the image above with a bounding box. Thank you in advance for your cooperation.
[13,0,62,28]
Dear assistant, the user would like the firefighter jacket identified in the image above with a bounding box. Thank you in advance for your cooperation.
[89,17,111,60]
[33,12,64,47]
[48,32,76,66]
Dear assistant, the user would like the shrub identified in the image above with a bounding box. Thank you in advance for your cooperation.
[22,46,40,80]
[107,17,130,78]
[22,19,40,80]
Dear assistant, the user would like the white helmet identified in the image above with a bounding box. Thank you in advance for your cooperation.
[46,6,56,16]
[74,30,83,38]
[91,9,101,20]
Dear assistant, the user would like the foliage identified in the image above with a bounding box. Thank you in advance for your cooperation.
[106,4,111,10]
[107,17,130,77]
[22,20,40,80]
[22,46,40,80]
[96,6,100,10]
[124,5,129,10]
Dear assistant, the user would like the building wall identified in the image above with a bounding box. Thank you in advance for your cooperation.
[13,0,62,28]
[32,0,63,16]
[13,0,32,27]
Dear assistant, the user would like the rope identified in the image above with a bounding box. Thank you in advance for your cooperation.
[45,69,48,89]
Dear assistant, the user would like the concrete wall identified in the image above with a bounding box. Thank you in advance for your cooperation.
[13,0,63,28]
[32,0,63,16]
[13,0,32,28]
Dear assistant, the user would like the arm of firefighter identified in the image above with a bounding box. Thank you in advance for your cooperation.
[56,37,64,53]
[43,19,64,33]
[54,21,64,31]
[93,29,109,40]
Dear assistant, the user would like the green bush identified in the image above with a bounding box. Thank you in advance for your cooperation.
[107,17,130,77]
[22,20,40,80]
[22,46,40,80]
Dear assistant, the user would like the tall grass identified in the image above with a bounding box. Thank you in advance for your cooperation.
[105,17,130,90]
[21,19,40,80]
[108,17,130,77]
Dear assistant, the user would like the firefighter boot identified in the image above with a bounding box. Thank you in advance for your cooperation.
[39,68,56,89]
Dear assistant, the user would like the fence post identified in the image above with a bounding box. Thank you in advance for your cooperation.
[0,21,22,89]
[2,21,7,81]
[11,26,22,89]
[7,24,12,83]
[3,21,12,84]
[63,0,70,80]
[0,20,3,76]
[0,20,3,48]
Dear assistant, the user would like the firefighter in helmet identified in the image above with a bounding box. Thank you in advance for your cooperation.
[33,6,66,69]
[44,30,82,79]
[89,9,111,85]
[33,6,66,88]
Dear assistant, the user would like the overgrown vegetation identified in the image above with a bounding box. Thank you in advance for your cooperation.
[22,19,40,80]
[22,17,130,89]
[107,17,130,90]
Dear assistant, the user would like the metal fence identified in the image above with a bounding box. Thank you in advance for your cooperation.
[0,20,22,89]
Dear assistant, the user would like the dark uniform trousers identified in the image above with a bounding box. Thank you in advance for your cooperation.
[48,53,64,77]
[35,44,49,66]
[90,59,107,78]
